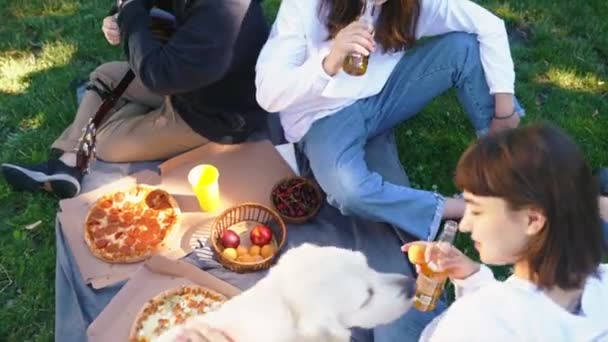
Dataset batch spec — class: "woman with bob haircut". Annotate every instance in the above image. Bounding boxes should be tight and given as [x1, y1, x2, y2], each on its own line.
[404, 123, 608, 341]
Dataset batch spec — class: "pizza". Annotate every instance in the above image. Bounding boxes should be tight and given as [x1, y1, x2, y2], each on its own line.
[129, 285, 227, 342]
[84, 184, 180, 263]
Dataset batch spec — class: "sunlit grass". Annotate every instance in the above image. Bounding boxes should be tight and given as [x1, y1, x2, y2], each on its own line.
[542, 67, 607, 93]
[0, 0, 607, 340]
[6, 0, 79, 19]
[0, 40, 77, 93]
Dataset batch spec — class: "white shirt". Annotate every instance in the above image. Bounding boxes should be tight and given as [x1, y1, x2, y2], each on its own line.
[255, 0, 515, 143]
[423, 264, 608, 341]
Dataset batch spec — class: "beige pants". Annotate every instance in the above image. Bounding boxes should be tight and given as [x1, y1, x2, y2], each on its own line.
[52, 62, 208, 162]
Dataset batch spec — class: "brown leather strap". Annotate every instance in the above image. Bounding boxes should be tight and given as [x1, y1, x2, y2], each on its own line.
[75, 69, 135, 171]
[91, 69, 135, 127]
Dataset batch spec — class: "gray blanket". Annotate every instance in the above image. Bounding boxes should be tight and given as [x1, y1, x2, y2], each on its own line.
[54, 126, 447, 342]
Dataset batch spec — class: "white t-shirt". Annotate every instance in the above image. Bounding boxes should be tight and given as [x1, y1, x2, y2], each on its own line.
[422, 264, 608, 341]
[255, 0, 515, 142]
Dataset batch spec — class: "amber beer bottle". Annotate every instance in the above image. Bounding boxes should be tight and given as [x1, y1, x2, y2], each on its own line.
[342, 3, 375, 76]
[413, 220, 459, 311]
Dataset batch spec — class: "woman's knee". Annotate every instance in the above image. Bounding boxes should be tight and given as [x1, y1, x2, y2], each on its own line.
[440, 32, 479, 52]
[438, 32, 480, 68]
[89, 61, 129, 85]
[324, 169, 375, 214]
[94, 134, 137, 163]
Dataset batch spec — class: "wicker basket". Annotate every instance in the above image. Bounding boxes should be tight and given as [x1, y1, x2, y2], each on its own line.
[270, 176, 323, 224]
[211, 203, 287, 273]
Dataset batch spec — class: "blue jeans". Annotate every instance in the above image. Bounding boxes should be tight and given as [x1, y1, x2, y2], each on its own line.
[300, 32, 524, 241]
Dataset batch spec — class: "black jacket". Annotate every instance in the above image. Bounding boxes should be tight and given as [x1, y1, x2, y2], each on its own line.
[116, 0, 269, 143]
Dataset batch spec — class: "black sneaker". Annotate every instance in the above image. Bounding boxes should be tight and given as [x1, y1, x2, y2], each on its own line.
[1, 159, 83, 198]
[599, 168, 608, 196]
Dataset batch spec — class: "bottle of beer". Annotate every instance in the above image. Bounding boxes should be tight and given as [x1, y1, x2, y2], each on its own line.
[412, 220, 459, 311]
[342, 2, 375, 76]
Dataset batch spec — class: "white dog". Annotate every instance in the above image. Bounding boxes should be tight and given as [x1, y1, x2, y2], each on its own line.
[156, 243, 414, 342]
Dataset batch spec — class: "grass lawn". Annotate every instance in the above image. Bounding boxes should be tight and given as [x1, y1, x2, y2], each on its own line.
[0, 0, 606, 340]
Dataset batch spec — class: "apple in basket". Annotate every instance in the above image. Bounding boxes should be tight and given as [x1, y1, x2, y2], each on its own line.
[220, 230, 241, 249]
[250, 225, 273, 246]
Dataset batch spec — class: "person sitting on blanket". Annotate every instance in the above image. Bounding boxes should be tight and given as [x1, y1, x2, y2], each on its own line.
[402, 123, 608, 341]
[1, 0, 269, 199]
[254, 0, 524, 242]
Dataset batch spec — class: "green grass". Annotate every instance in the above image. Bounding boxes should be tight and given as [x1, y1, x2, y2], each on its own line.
[0, 0, 606, 340]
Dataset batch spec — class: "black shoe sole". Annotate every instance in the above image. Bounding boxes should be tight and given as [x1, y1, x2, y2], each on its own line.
[1, 163, 81, 199]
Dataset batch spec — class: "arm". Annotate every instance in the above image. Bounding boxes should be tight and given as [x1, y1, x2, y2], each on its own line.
[254, 0, 333, 113]
[429, 297, 517, 341]
[417, 0, 515, 95]
[117, 0, 247, 94]
[451, 264, 496, 298]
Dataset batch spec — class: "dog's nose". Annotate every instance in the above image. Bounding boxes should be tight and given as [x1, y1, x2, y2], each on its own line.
[397, 276, 416, 298]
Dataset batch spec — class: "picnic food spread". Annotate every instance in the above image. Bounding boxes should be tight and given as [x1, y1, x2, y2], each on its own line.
[129, 285, 226, 342]
[84, 185, 180, 263]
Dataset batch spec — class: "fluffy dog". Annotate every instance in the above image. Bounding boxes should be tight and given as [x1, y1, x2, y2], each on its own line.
[156, 243, 415, 342]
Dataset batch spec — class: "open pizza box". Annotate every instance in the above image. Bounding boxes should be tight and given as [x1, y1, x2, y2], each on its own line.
[86, 255, 242, 342]
[158, 140, 295, 211]
[58, 140, 295, 289]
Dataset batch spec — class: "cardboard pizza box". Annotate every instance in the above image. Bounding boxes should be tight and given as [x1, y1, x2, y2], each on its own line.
[58, 170, 204, 288]
[86, 255, 241, 342]
[159, 140, 295, 213]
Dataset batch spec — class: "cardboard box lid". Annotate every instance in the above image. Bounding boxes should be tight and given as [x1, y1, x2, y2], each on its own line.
[87, 255, 241, 342]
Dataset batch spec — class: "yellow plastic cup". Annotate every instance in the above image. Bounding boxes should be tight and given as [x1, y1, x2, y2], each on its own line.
[188, 164, 220, 212]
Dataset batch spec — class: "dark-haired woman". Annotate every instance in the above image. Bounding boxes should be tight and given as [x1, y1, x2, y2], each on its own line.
[256, 0, 524, 245]
[404, 124, 608, 340]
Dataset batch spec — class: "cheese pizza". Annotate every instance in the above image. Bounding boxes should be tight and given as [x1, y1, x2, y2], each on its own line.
[129, 285, 227, 342]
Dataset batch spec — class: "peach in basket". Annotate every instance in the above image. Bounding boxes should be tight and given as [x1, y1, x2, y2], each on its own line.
[211, 203, 287, 273]
[270, 177, 323, 224]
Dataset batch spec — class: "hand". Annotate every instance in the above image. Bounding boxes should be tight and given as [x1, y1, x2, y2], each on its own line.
[322, 20, 375, 76]
[102, 15, 121, 45]
[489, 93, 520, 134]
[155, 317, 231, 342]
[401, 241, 480, 280]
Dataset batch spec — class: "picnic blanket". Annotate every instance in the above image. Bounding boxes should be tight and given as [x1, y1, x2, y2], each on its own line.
[54, 122, 445, 342]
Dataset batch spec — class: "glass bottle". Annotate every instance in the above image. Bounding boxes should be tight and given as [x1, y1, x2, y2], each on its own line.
[342, 2, 375, 76]
[412, 220, 459, 311]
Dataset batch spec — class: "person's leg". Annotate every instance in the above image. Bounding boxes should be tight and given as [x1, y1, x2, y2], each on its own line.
[53, 61, 163, 163]
[93, 98, 209, 163]
[1, 61, 164, 198]
[303, 33, 515, 240]
[301, 101, 443, 240]
[363, 32, 523, 138]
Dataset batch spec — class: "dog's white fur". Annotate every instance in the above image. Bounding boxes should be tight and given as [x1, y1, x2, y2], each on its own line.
[155, 243, 414, 342]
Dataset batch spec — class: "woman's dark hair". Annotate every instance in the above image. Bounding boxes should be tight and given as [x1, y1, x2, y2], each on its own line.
[319, 0, 420, 52]
[455, 123, 604, 290]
